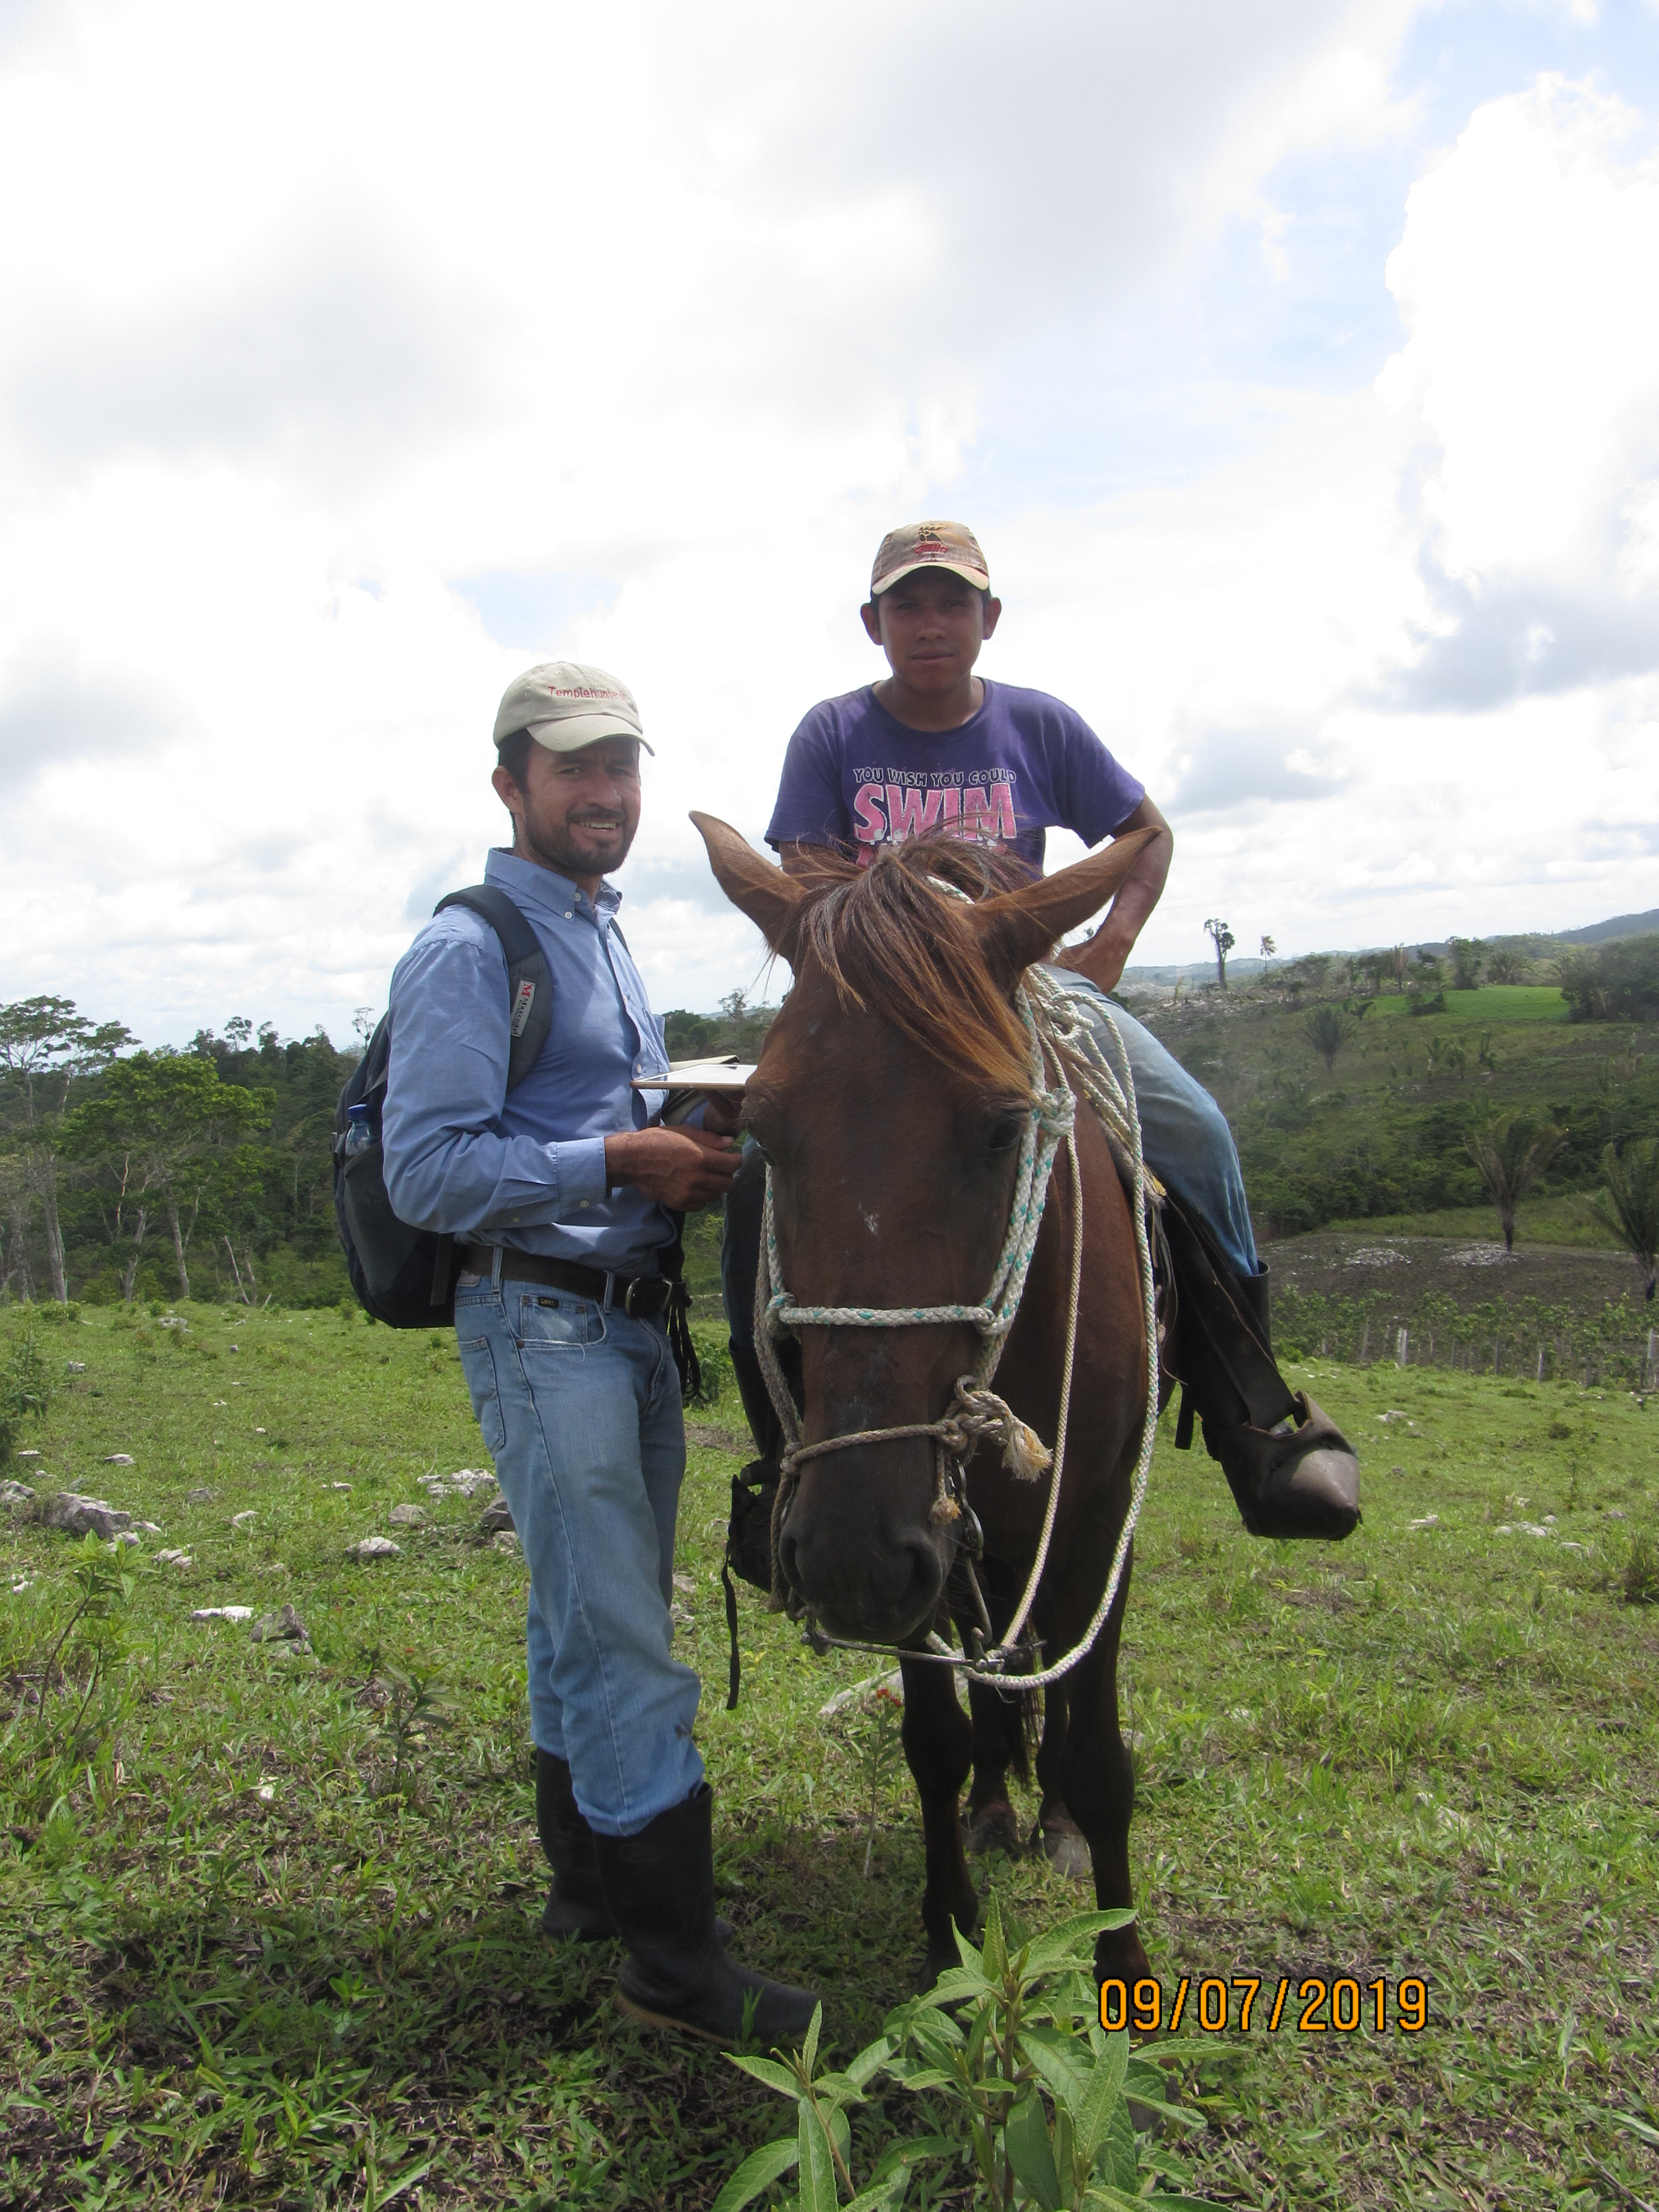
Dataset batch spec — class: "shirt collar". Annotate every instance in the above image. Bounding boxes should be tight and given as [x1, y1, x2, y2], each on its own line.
[483, 847, 623, 919]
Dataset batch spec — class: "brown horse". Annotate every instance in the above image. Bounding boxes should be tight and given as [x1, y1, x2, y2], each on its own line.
[695, 812, 1160, 1991]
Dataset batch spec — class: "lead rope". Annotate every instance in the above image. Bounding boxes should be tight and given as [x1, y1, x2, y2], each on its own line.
[751, 971, 1162, 1691]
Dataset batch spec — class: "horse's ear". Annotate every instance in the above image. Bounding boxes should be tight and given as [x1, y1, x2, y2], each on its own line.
[973, 828, 1159, 982]
[690, 812, 808, 959]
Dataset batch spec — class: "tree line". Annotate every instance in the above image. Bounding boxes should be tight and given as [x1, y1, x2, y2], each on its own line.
[0, 993, 775, 1310]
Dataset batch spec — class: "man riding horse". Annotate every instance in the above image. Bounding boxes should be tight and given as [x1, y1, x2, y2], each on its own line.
[723, 520, 1361, 1551]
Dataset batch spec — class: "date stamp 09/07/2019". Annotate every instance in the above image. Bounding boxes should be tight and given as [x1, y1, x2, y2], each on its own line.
[1099, 1975, 1429, 2037]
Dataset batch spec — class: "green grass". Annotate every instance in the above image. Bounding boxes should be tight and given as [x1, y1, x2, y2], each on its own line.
[3, 1303, 1658, 2208]
[1358, 985, 1573, 1026]
[1320, 1196, 1623, 1247]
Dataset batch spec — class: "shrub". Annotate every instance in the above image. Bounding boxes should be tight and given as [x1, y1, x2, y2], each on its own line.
[1559, 936, 1659, 1022]
[0, 1328, 51, 1464]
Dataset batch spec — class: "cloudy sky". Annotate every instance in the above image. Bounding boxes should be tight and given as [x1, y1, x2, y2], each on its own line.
[3, 0, 1657, 1045]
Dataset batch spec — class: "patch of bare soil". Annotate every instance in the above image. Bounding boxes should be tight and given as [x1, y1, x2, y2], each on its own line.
[1261, 1231, 1647, 1318]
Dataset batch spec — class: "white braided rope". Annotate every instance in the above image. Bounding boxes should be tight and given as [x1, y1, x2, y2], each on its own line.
[756, 969, 1162, 1691]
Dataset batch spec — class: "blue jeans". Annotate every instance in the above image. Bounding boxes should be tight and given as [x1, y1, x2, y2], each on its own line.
[453, 1266, 703, 1837]
[1055, 975, 1259, 1278]
[721, 972, 1258, 1360]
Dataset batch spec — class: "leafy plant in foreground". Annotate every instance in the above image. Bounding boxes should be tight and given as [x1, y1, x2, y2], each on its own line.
[713, 1900, 1225, 2211]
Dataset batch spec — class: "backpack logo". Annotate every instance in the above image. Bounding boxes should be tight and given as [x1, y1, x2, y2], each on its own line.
[510, 979, 537, 1037]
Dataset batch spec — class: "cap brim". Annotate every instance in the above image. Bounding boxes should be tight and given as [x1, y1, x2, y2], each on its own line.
[872, 557, 991, 596]
[520, 714, 654, 755]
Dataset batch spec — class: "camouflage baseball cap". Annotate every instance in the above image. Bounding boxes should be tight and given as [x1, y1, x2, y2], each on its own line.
[870, 520, 991, 597]
[492, 660, 654, 754]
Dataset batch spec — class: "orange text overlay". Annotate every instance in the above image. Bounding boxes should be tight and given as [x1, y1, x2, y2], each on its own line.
[1099, 1975, 1428, 2036]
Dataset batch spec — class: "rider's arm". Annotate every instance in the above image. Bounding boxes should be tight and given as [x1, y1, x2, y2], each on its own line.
[1059, 795, 1173, 993]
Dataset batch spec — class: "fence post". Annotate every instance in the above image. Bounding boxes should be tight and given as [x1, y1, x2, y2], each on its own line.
[1395, 1327, 1408, 1368]
[1359, 1320, 1370, 1364]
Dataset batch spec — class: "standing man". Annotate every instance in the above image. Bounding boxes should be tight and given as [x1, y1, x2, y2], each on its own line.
[723, 526, 1360, 1547]
[382, 661, 816, 2044]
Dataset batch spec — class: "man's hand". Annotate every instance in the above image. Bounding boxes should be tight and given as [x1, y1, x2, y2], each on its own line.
[604, 1125, 740, 1211]
[1055, 796, 1173, 995]
[700, 1092, 745, 1138]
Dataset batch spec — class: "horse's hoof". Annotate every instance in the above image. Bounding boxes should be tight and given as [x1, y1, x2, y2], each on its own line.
[964, 1802, 1022, 1858]
[1040, 1820, 1092, 1884]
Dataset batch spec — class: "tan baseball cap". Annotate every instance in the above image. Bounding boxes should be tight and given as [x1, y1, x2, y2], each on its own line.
[492, 660, 654, 754]
[870, 520, 991, 597]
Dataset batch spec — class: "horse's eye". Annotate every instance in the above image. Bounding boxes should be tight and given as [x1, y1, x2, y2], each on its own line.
[988, 1113, 1025, 1155]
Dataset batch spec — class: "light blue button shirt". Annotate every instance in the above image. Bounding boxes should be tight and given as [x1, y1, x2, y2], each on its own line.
[382, 848, 674, 1274]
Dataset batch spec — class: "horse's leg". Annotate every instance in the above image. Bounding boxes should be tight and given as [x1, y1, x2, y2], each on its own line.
[1050, 1559, 1153, 1989]
[963, 1678, 1025, 1859]
[898, 1653, 978, 1988]
[1032, 1682, 1092, 1884]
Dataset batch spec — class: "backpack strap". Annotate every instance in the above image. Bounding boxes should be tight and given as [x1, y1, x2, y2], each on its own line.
[434, 885, 554, 1093]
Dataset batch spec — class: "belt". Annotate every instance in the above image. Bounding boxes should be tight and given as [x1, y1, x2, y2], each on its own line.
[458, 1243, 677, 1319]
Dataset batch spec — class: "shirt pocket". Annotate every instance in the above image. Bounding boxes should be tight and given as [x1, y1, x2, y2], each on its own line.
[514, 1292, 603, 1353]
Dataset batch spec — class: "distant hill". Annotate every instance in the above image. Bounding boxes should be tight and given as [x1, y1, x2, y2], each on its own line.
[1120, 907, 1659, 990]
[1550, 908, 1659, 946]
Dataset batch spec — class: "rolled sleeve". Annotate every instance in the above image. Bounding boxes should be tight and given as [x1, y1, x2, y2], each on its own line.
[382, 925, 604, 1236]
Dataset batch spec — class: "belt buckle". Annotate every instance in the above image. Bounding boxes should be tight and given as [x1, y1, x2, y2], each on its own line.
[622, 1277, 645, 1319]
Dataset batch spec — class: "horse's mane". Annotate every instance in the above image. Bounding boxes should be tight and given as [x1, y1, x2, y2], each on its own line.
[787, 836, 1041, 1102]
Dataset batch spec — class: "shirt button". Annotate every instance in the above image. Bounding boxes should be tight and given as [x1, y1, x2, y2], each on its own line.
[577, 1199, 591, 1209]
[564, 911, 573, 920]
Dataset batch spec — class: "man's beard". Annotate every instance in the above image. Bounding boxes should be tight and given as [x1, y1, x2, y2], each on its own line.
[521, 807, 635, 878]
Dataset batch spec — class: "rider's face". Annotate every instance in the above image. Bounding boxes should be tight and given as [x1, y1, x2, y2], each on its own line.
[492, 738, 642, 885]
[860, 568, 1002, 695]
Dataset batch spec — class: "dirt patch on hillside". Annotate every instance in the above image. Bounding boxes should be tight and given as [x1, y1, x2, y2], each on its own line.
[1261, 1231, 1648, 1317]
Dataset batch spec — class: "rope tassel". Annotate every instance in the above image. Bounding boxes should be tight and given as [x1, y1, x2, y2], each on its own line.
[950, 1380, 1052, 1483]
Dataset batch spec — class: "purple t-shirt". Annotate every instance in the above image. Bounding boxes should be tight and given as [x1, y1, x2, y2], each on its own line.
[765, 681, 1144, 877]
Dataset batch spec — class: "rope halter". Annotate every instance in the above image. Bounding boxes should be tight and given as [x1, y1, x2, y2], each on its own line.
[751, 968, 1162, 1691]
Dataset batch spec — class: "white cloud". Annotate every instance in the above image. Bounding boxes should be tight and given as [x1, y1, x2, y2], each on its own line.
[0, 2, 1655, 1046]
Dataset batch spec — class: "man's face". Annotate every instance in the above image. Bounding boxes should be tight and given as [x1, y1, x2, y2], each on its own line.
[492, 737, 642, 881]
[860, 567, 1002, 691]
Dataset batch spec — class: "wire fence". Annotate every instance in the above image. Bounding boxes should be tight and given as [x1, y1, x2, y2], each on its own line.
[1274, 1286, 1658, 1392]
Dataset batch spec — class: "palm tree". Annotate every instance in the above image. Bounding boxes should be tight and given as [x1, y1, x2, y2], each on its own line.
[1465, 1112, 1565, 1251]
[1592, 1139, 1659, 1301]
[1304, 1004, 1356, 1074]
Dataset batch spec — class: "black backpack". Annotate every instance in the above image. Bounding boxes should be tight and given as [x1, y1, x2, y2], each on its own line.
[333, 886, 552, 1326]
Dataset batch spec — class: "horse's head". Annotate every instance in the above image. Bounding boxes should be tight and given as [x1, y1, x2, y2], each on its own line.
[692, 813, 1154, 1647]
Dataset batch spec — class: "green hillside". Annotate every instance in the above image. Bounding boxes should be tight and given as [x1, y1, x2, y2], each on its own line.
[1137, 976, 1658, 1244]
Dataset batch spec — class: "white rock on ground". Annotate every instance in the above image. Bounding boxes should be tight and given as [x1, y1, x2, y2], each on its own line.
[818, 1669, 904, 1719]
[478, 1494, 515, 1533]
[186, 1486, 217, 1503]
[102, 1454, 135, 1465]
[40, 1493, 132, 1539]
[352, 1536, 401, 1558]
[2, 1481, 36, 1508]
[231, 1511, 257, 1527]
[191, 1605, 254, 1622]
[66, 1361, 86, 1374]
[153, 1549, 193, 1566]
[388, 1503, 426, 1526]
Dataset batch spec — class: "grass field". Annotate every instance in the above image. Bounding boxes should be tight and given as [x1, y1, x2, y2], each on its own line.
[3, 1301, 1658, 2210]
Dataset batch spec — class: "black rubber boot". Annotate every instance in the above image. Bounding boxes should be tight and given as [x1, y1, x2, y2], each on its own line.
[538, 1751, 732, 1944]
[1165, 1207, 1361, 1541]
[594, 1783, 818, 2046]
[536, 1749, 617, 1940]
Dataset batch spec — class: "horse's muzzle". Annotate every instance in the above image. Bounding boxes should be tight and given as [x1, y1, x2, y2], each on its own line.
[778, 1497, 947, 1645]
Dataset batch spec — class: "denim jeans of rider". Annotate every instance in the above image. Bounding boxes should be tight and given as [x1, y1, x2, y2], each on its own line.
[721, 967, 1260, 1360]
[453, 1269, 703, 1837]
